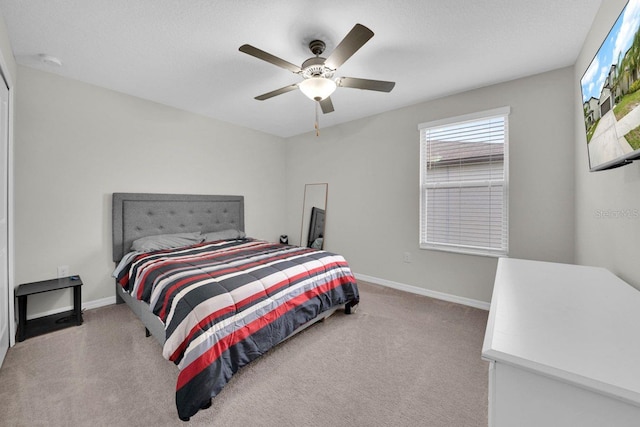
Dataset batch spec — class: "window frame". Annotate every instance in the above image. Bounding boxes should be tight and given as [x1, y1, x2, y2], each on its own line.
[418, 106, 510, 257]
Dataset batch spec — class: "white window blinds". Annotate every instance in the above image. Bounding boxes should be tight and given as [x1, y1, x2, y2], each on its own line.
[419, 107, 509, 257]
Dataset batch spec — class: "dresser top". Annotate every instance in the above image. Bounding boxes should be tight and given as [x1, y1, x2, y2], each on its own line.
[482, 258, 640, 405]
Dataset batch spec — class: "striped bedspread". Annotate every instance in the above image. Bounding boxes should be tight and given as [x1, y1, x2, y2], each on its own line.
[116, 238, 359, 420]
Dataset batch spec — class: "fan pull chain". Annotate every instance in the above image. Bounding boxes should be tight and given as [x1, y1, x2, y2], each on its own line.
[315, 102, 320, 136]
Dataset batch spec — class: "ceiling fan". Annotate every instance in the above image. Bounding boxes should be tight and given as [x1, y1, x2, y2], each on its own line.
[239, 23, 395, 115]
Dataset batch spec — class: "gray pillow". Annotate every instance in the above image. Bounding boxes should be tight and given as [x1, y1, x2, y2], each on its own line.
[202, 229, 246, 242]
[131, 232, 203, 252]
[311, 237, 323, 249]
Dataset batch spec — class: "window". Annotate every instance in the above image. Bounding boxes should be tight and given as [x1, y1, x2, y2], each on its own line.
[419, 107, 509, 257]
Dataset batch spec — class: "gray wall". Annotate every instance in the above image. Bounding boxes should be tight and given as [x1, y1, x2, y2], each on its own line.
[286, 67, 576, 303]
[14, 66, 286, 316]
[13, 3, 631, 315]
[575, 0, 640, 290]
[0, 12, 16, 343]
[0, 14, 15, 82]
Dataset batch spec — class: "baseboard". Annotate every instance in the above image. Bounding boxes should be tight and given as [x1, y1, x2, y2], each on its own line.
[354, 273, 490, 311]
[26, 296, 117, 321]
[26, 275, 490, 320]
[84, 296, 117, 311]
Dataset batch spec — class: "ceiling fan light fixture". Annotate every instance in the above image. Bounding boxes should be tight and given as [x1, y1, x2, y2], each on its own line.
[299, 77, 337, 101]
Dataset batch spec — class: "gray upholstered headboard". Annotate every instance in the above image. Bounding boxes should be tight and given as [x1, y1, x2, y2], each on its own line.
[112, 193, 244, 262]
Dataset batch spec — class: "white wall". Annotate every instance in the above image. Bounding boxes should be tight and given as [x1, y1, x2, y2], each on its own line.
[286, 67, 576, 303]
[10, 34, 599, 315]
[14, 66, 286, 316]
[7, 1, 637, 331]
[0, 12, 16, 346]
[0, 15, 15, 82]
[575, 0, 640, 290]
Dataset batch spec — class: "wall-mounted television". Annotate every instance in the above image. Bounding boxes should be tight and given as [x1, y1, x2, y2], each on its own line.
[581, 0, 640, 171]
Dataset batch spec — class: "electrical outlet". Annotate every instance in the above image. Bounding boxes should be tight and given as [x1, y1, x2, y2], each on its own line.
[403, 252, 412, 263]
[57, 265, 69, 278]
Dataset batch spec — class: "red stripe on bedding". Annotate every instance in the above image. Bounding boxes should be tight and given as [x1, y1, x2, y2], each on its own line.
[167, 303, 236, 363]
[175, 276, 349, 390]
[136, 258, 176, 300]
[157, 247, 323, 320]
[166, 261, 348, 362]
[131, 240, 269, 300]
[118, 274, 129, 287]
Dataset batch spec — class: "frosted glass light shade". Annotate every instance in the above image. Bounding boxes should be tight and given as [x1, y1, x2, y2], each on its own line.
[299, 77, 337, 101]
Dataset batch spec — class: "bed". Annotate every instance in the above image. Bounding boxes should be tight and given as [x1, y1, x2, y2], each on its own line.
[111, 193, 359, 421]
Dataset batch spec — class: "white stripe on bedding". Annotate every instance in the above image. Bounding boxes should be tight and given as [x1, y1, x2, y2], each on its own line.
[131, 240, 263, 299]
[160, 246, 311, 326]
[168, 268, 339, 366]
[161, 261, 314, 355]
[112, 251, 142, 278]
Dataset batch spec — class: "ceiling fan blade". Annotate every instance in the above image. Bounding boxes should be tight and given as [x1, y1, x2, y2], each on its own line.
[255, 84, 299, 101]
[319, 97, 334, 114]
[324, 24, 374, 70]
[337, 77, 395, 92]
[239, 44, 302, 74]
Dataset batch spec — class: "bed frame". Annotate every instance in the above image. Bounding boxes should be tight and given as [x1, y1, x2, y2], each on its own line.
[112, 192, 349, 346]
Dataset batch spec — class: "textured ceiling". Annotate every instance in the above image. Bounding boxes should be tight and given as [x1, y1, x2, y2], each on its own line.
[0, 0, 603, 137]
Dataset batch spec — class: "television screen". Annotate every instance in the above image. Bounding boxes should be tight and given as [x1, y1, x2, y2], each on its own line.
[581, 0, 640, 171]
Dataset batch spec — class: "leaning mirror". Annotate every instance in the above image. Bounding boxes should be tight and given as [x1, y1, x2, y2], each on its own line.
[300, 183, 328, 249]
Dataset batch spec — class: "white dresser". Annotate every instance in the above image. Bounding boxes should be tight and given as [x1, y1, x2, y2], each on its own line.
[482, 258, 640, 427]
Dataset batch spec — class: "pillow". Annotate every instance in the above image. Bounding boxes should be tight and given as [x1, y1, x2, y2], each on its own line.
[130, 232, 203, 252]
[310, 237, 323, 249]
[202, 229, 246, 242]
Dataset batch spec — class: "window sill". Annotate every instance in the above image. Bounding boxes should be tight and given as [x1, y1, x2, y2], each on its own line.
[420, 244, 507, 258]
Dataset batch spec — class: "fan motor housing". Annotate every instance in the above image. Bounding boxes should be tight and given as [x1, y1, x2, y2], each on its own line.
[301, 57, 334, 79]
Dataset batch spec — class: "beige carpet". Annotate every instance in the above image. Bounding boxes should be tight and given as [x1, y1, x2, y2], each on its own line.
[0, 281, 489, 426]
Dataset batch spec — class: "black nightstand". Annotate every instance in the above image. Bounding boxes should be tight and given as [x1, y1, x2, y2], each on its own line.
[15, 276, 83, 341]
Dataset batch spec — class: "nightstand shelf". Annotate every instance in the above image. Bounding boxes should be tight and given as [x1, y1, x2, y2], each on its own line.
[16, 276, 83, 341]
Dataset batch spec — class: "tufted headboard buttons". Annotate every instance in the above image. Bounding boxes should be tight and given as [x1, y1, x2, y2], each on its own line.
[112, 193, 244, 262]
